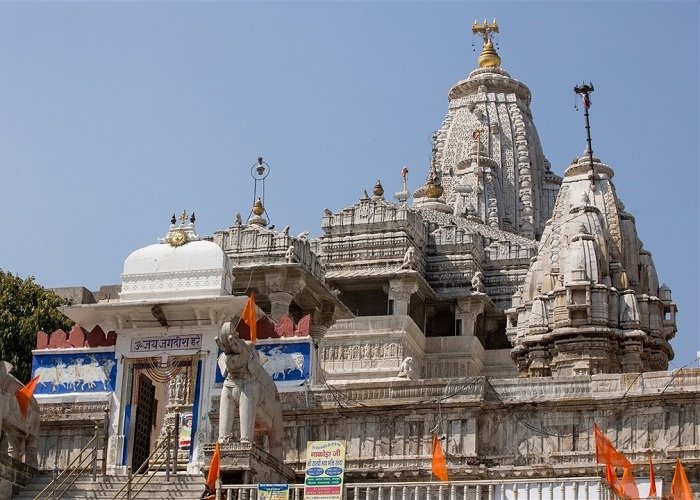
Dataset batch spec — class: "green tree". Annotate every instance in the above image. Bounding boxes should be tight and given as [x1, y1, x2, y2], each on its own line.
[0, 270, 73, 383]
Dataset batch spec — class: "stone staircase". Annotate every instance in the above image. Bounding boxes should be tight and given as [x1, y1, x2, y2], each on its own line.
[12, 472, 207, 499]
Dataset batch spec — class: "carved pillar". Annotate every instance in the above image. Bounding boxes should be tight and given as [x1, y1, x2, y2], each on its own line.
[387, 278, 418, 316]
[264, 272, 306, 322]
[268, 291, 294, 321]
[456, 297, 486, 336]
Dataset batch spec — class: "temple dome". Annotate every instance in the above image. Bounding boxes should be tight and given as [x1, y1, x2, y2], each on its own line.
[120, 217, 232, 302]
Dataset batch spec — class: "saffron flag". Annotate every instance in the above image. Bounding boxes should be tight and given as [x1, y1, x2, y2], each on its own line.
[670, 458, 693, 500]
[605, 463, 624, 498]
[648, 456, 657, 498]
[203, 441, 220, 497]
[594, 424, 632, 468]
[431, 433, 448, 482]
[620, 465, 639, 499]
[241, 293, 258, 344]
[15, 375, 40, 419]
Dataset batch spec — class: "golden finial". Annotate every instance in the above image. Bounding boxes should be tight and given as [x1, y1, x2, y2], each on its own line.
[252, 198, 265, 216]
[373, 180, 384, 198]
[472, 18, 501, 68]
[424, 166, 444, 199]
[179, 210, 188, 224]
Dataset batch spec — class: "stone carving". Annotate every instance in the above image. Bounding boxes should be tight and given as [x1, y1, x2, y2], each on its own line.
[216, 322, 283, 459]
[285, 245, 295, 263]
[400, 246, 416, 270]
[471, 271, 486, 294]
[0, 362, 39, 467]
[397, 357, 415, 380]
[168, 373, 185, 406]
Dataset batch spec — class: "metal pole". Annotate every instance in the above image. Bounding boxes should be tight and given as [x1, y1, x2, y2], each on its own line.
[127, 465, 132, 500]
[92, 425, 99, 481]
[173, 406, 180, 474]
[52, 461, 57, 500]
[165, 428, 171, 482]
[574, 82, 596, 186]
[102, 407, 109, 477]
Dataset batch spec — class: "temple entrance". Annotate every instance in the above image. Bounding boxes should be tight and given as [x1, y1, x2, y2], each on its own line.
[131, 374, 155, 472]
[124, 355, 201, 469]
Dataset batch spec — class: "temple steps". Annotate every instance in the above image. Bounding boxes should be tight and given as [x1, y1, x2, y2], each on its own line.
[13, 472, 206, 499]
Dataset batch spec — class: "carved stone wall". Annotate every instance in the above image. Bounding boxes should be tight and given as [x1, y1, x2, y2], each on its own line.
[36, 401, 109, 471]
[321, 316, 426, 381]
[278, 369, 700, 483]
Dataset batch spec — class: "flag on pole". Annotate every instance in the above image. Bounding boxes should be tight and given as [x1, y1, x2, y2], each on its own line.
[241, 293, 258, 344]
[15, 375, 40, 419]
[605, 463, 624, 498]
[670, 458, 693, 500]
[582, 94, 591, 109]
[202, 442, 220, 499]
[647, 456, 657, 498]
[620, 465, 639, 499]
[431, 433, 448, 482]
[594, 424, 632, 468]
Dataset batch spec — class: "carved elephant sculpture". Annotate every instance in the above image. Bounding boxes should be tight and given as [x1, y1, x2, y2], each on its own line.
[216, 322, 284, 459]
[0, 362, 39, 468]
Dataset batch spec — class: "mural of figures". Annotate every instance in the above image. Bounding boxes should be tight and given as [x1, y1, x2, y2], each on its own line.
[32, 352, 117, 394]
[215, 341, 310, 388]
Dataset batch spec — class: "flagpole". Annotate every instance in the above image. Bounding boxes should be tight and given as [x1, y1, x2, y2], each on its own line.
[574, 82, 596, 188]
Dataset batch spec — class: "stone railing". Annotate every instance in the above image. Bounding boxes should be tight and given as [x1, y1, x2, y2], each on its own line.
[213, 226, 325, 282]
[220, 478, 614, 500]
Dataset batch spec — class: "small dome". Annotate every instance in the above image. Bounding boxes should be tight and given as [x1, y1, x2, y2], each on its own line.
[120, 227, 231, 302]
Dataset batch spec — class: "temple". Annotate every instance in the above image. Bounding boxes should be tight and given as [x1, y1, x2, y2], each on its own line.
[6, 21, 698, 498]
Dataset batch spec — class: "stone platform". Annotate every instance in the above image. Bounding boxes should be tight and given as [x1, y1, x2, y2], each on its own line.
[202, 442, 297, 485]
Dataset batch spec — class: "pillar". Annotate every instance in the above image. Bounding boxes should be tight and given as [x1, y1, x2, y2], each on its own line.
[387, 278, 418, 316]
[264, 272, 306, 322]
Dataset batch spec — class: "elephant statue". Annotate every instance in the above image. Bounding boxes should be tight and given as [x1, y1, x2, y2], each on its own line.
[216, 322, 284, 460]
[0, 362, 39, 468]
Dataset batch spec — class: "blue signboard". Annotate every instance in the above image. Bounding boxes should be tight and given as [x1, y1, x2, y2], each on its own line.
[32, 352, 117, 394]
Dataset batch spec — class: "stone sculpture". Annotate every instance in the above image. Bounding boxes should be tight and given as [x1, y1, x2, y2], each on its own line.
[285, 246, 295, 263]
[400, 246, 416, 270]
[471, 272, 486, 294]
[216, 322, 284, 459]
[397, 356, 415, 379]
[0, 362, 39, 467]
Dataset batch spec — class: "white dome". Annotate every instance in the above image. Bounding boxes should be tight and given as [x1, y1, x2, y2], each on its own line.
[120, 238, 232, 302]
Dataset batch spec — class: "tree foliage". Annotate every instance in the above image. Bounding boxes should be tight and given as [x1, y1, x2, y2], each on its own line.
[0, 270, 73, 383]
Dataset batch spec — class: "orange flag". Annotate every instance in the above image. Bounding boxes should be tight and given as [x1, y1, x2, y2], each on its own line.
[605, 463, 624, 498]
[431, 433, 448, 481]
[620, 465, 639, 499]
[594, 423, 632, 468]
[670, 458, 693, 500]
[15, 375, 40, 419]
[241, 293, 258, 344]
[647, 456, 657, 498]
[205, 442, 220, 493]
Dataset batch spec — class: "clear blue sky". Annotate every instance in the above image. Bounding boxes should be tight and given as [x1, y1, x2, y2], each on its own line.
[0, 2, 697, 367]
